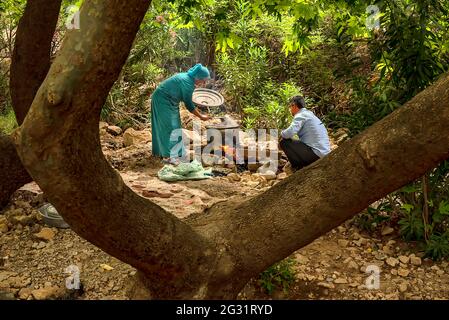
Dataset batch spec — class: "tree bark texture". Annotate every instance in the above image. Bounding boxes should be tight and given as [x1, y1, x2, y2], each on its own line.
[10, 0, 62, 125]
[0, 134, 32, 209]
[11, 0, 449, 299]
[1, 0, 62, 209]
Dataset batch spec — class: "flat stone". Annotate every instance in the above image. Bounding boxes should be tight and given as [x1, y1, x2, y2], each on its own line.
[123, 128, 151, 146]
[397, 268, 410, 277]
[317, 282, 335, 289]
[381, 226, 394, 236]
[36, 242, 47, 249]
[386, 257, 399, 267]
[338, 240, 349, 247]
[334, 278, 348, 284]
[0, 223, 8, 233]
[296, 254, 310, 265]
[0, 291, 15, 300]
[399, 282, 408, 292]
[11, 215, 35, 226]
[410, 256, 422, 266]
[106, 126, 122, 136]
[31, 286, 65, 300]
[277, 172, 287, 180]
[18, 288, 32, 300]
[399, 256, 410, 264]
[34, 228, 56, 241]
[347, 261, 359, 270]
[382, 245, 394, 255]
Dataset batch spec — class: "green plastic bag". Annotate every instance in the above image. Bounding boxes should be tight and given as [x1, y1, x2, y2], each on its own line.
[158, 160, 213, 182]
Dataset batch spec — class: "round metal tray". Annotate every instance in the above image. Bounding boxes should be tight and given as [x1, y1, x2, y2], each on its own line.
[38, 203, 70, 229]
[192, 88, 224, 108]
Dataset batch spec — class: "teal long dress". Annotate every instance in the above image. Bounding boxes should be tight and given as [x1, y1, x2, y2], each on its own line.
[150, 73, 196, 158]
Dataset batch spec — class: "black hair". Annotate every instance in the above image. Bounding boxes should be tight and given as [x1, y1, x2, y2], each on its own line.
[289, 95, 306, 109]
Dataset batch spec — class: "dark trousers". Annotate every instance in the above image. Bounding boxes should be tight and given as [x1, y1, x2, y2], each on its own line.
[280, 139, 320, 170]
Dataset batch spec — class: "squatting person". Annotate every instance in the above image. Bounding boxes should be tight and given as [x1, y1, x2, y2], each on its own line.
[280, 95, 331, 171]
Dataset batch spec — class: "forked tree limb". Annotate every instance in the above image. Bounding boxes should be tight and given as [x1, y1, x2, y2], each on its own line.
[12, 0, 449, 299]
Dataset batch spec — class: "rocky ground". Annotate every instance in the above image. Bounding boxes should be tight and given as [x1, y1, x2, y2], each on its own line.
[1, 121, 448, 300]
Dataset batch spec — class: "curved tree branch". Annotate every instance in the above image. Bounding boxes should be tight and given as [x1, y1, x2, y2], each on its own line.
[189, 73, 449, 295]
[0, 0, 62, 209]
[11, 0, 449, 300]
[10, 0, 62, 125]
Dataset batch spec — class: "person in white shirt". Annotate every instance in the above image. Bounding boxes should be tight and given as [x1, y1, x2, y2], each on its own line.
[280, 95, 331, 170]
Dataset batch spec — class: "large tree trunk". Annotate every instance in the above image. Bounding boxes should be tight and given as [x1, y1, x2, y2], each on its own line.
[0, 0, 62, 209]
[12, 0, 449, 299]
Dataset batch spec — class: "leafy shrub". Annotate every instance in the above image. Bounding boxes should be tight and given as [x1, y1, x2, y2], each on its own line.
[258, 258, 296, 295]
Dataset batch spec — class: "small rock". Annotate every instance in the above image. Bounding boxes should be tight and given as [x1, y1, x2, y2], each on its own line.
[437, 270, 444, 276]
[352, 232, 361, 240]
[374, 252, 387, 260]
[334, 278, 348, 284]
[381, 226, 394, 236]
[226, 173, 241, 182]
[34, 227, 56, 241]
[430, 265, 440, 271]
[123, 128, 151, 146]
[99, 122, 109, 130]
[296, 254, 309, 265]
[0, 291, 15, 300]
[391, 269, 398, 276]
[100, 264, 114, 271]
[347, 261, 359, 270]
[106, 126, 122, 136]
[11, 215, 35, 226]
[398, 256, 410, 264]
[410, 256, 422, 266]
[258, 170, 277, 181]
[317, 282, 335, 289]
[386, 257, 399, 267]
[382, 245, 394, 255]
[31, 286, 65, 300]
[18, 288, 32, 300]
[0, 223, 8, 233]
[36, 242, 47, 249]
[397, 268, 410, 277]
[398, 282, 408, 292]
[338, 240, 349, 247]
[306, 275, 316, 281]
[337, 226, 346, 233]
[277, 172, 287, 180]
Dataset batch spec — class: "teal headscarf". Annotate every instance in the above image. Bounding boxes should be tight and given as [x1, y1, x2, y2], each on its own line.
[187, 63, 210, 80]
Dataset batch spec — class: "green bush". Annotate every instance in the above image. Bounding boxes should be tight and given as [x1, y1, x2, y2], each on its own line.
[258, 258, 296, 295]
[0, 107, 18, 134]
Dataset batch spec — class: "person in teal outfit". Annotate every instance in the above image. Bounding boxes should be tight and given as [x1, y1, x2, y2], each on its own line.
[150, 63, 210, 163]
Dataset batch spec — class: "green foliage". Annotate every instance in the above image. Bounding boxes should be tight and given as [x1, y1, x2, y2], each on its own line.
[258, 258, 296, 295]
[0, 107, 17, 134]
[242, 81, 306, 129]
[398, 204, 425, 241]
[425, 233, 449, 261]
[216, 39, 269, 112]
[354, 203, 392, 232]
